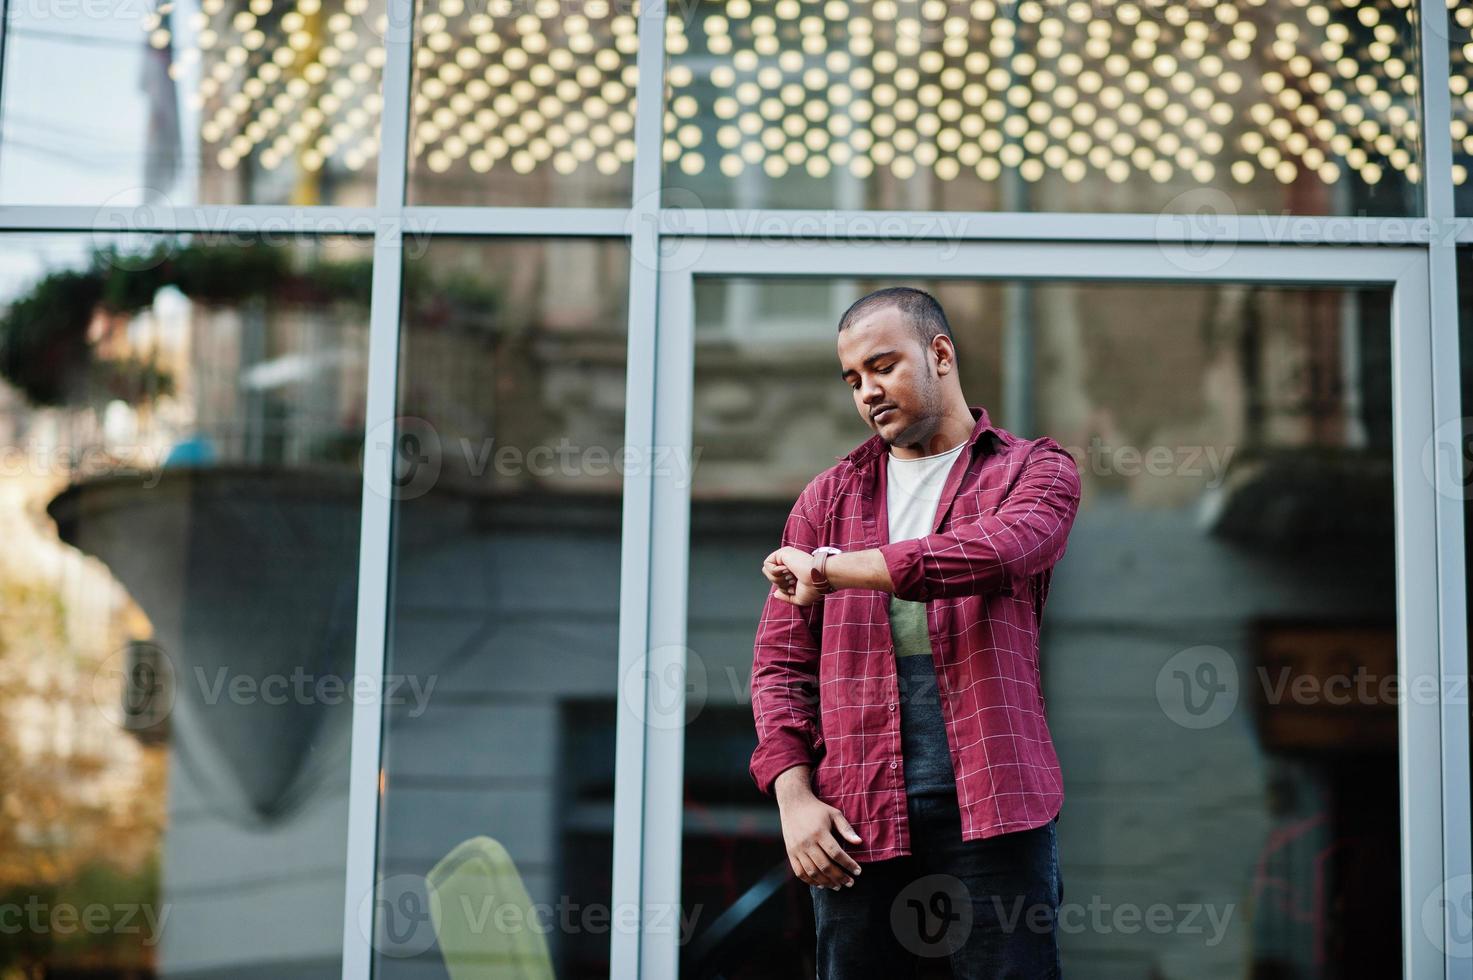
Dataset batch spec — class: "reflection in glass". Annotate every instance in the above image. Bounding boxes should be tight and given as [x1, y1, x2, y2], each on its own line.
[374, 238, 630, 978]
[664, 0, 1423, 214]
[0, 233, 371, 977]
[1450, 0, 1473, 212]
[1460, 247, 1473, 880]
[407, 0, 639, 206]
[682, 277, 1398, 978]
[0, 0, 386, 206]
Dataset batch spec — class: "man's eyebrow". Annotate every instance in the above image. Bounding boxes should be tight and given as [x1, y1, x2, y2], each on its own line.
[838, 348, 900, 381]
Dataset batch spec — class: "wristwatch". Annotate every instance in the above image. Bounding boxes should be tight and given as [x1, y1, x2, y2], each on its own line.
[810, 546, 843, 594]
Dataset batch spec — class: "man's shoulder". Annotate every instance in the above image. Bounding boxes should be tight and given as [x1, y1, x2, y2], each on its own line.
[990, 426, 1078, 470]
[985, 429, 1082, 508]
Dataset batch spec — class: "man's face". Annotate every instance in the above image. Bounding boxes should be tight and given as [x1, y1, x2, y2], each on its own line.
[837, 305, 943, 446]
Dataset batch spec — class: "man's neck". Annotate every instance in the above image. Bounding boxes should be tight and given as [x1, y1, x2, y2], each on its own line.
[888, 403, 975, 460]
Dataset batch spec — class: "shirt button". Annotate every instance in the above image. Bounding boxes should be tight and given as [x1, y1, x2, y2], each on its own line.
[889, 761, 898, 769]
[888, 703, 896, 711]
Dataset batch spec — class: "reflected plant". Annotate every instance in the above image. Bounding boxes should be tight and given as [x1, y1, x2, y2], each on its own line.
[0, 267, 107, 406]
[400, 261, 504, 335]
[0, 240, 503, 410]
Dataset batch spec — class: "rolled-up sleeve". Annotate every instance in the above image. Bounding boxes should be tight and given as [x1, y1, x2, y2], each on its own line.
[748, 483, 827, 797]
[877, 437, 1081, 602]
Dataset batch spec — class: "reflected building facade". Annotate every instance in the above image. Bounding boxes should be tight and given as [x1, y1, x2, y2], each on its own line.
[0, 1, 1468, 979]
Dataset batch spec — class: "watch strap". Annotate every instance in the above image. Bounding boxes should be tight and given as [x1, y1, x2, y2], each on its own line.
[810, 546, 842, 593]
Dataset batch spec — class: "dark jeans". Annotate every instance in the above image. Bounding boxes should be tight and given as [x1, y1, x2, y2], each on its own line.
[809, 793, 1062, 979]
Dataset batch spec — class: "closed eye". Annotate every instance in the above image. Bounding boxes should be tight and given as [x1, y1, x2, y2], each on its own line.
[849, 365, 894, 389]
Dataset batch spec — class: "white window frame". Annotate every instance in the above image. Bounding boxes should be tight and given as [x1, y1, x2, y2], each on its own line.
[0, 0, 1464, 974]
[647, 239, 1455, 980]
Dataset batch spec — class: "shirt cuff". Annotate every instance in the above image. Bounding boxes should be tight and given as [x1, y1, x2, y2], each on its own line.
[750, 726, 823, 797]
[878, 538, 927, 602]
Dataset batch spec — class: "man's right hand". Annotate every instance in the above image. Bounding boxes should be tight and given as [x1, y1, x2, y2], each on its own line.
[762, 548, 828, 607]
[774, 766, 864, 890]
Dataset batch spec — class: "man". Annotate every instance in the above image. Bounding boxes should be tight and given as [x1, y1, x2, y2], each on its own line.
[749, 286, 1081, 978]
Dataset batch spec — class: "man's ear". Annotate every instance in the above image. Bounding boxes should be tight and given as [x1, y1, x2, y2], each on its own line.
[933, 336, 955, 375]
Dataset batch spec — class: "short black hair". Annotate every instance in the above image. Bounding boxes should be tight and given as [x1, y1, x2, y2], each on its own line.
[837, 286, 954, 351]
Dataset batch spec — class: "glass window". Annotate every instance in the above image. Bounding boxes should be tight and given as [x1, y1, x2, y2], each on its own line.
[372, 238, 630, 978]
[0, 0, 386, 207]
[664, 0, 1423, 215]
[0, 232, 371, 978]
[681, 276, 1399, 977]
[1451, 0, 1473, 212]
[1460, 245, 1473, 884]
[406, 0, 639, 206]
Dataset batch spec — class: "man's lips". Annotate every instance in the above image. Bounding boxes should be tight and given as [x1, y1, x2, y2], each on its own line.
[873, 406, 897, 424]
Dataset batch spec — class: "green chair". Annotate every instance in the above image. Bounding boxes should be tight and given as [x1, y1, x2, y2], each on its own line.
[427, 836, 556, 980]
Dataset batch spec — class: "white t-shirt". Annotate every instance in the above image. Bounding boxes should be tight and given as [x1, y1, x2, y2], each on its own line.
[884, 439, 967, 797]
[886, 440, 967, 543]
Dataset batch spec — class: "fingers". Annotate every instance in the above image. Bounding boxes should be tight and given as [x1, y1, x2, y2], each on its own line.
[807, 840, 854, 889]
[792, 823, 862, 890]
[785, 810, 863, 889]
[769, 588, 819, 608]
[830, 810, 864, 847]
[763, 552, 797, 592]
[818, 834, 862, 880]
[794, 849, 826, 888]
[763, 549, 815, 606]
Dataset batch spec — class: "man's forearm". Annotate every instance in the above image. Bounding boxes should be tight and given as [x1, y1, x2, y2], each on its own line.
[821, 549, 895, 593]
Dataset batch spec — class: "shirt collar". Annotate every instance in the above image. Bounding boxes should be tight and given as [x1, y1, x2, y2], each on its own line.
[835, 404, 999, 468]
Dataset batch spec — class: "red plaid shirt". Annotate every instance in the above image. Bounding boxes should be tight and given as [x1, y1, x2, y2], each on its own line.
[749, 404, 1082, 862]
